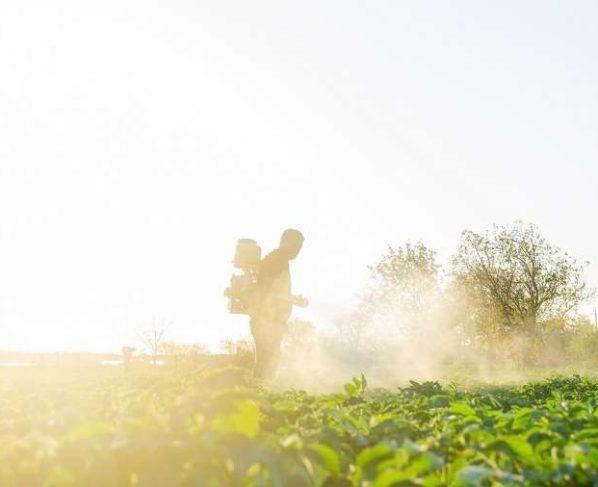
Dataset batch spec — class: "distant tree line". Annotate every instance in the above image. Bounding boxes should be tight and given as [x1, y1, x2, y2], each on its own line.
[342, 221, 596, 369]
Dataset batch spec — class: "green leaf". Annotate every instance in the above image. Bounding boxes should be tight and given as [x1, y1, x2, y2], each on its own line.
[359, 373, 368, 394]
[450, 402, 477, 417]
[573, 428, 598, 441]
[454, 466, 494, 486]
[423, 472, 443, 487]
[356, 443, 394, 469]
[511, 407, 534, 430]
[344, 382, 357, 397]
[492, 435, 535, 462]
[446, 458, 469, 483]
[406, 452, 444, 476]
[210, 399, 260, 438]
[309, 443, 341, 476]
[372, 469, 410, 487]
[343, 374, 367, 398]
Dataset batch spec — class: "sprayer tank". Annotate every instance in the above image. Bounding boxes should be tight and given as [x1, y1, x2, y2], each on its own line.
[233, 238, 261, 269]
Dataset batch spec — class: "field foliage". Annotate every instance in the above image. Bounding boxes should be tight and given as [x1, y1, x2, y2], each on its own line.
[2, 366, 598, 486]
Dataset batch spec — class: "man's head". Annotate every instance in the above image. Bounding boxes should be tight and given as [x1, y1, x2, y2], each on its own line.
[279, 228, 304, 260]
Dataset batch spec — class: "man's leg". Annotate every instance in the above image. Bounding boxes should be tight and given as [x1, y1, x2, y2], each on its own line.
[253, 338, 266, 379]
[263, 323, 284, 379]
[251, 318, 286, 379]
[251, 317, 269, 379]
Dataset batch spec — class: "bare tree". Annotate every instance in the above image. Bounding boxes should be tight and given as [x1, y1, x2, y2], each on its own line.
[138, 322, 169, 365]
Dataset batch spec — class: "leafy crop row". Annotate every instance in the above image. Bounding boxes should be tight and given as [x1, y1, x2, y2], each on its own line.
[2, 367, 598, 485]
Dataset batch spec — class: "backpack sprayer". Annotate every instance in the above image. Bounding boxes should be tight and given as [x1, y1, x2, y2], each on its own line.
[224, 238, 261, 315]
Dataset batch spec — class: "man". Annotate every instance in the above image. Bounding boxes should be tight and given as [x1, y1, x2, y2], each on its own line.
[250, 228, 307, 379]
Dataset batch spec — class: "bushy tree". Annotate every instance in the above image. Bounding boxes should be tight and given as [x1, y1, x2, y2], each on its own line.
[566, 317, 598, 367]
[369, 242, 441, 319]
[343, 242, 442, 351]
[452, 222, 593, 351]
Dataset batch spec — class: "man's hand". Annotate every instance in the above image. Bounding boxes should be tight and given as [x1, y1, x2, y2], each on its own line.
[292, 295, 309, 308]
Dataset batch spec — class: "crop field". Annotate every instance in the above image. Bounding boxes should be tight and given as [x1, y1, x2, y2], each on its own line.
[2, 367, 598, 486]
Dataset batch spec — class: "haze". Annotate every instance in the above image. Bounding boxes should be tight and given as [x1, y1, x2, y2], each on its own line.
[1, 1, 597, 352]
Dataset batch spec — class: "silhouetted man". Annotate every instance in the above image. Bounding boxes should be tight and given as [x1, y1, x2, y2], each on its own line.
[250, 229, 307, 379]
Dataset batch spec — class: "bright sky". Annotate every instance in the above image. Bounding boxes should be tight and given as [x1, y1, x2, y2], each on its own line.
[1, 1, 597, 352]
